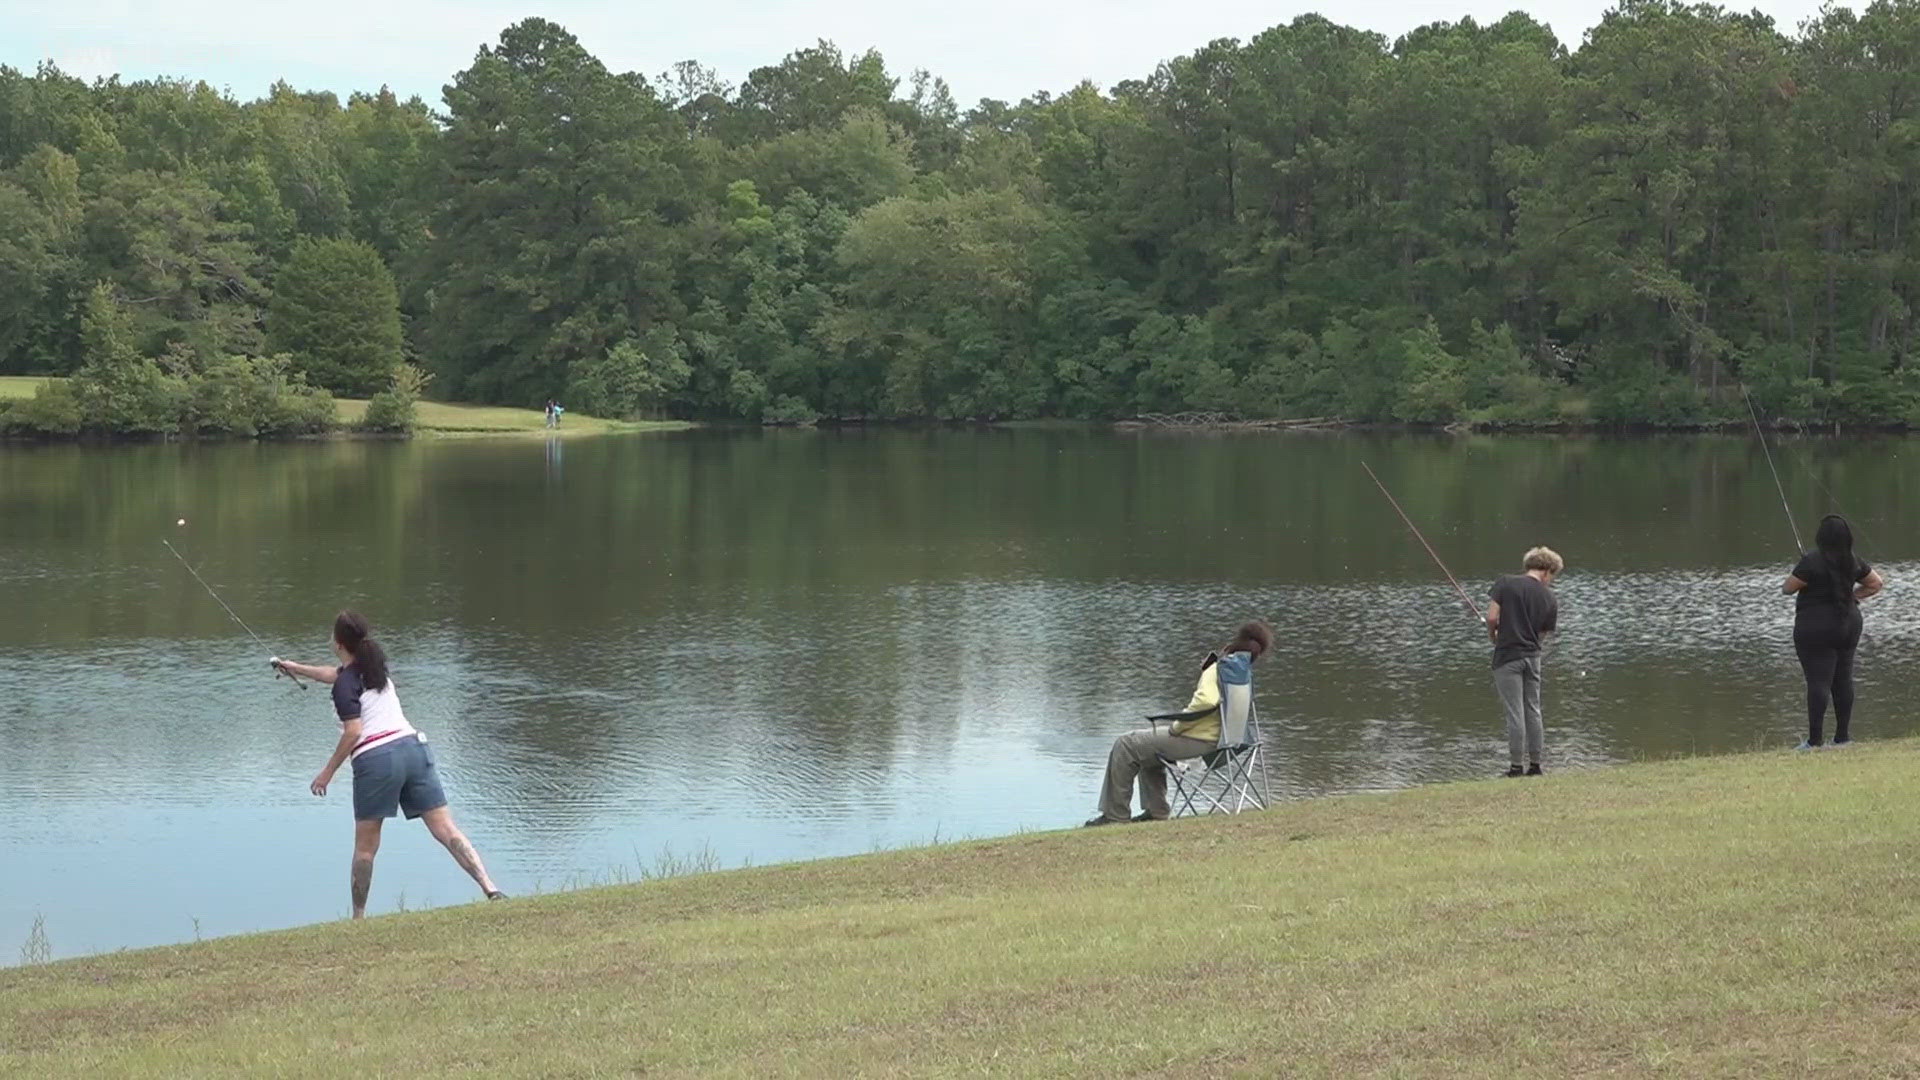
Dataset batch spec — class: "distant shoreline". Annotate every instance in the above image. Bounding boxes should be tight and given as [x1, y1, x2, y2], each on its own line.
[0, 376, 692, 443]
[2, 373, 1906, 442]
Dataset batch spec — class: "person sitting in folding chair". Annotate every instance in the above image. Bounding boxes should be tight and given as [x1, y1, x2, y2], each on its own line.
[1083, 620, 1273, 826]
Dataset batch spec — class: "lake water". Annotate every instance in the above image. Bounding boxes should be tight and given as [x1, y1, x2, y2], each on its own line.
[3, 428, 1916, 961]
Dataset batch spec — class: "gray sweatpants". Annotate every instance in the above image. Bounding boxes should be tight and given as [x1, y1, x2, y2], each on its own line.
[1100, 729, 1215, 822]
[1494, 655, 1544, 768]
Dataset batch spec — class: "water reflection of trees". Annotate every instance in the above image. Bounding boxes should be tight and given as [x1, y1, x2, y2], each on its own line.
[0, 440, 431, 648]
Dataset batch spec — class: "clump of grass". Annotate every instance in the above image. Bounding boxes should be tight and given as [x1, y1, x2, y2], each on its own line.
[549, 844, 727, 893]
[638, 843, 721, 881]
[17, 915, 49, 966]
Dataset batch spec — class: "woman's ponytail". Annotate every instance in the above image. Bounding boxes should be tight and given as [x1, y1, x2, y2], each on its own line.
[332, 610, 390, 691]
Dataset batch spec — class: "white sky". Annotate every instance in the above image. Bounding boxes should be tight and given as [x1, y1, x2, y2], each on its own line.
[4, 0, 1834, 109]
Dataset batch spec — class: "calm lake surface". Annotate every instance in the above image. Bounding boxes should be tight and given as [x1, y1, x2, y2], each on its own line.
[4, 428, 1917, 961]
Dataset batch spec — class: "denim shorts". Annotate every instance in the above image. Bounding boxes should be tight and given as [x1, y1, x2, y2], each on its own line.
[350, 736, 447, 821]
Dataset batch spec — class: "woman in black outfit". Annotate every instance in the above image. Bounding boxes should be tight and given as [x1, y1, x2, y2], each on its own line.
[1783, 515, 1884, 748]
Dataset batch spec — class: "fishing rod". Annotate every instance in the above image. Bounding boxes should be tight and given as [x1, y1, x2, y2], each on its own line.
[1741, 392, 1886, 649]
[1360, 461, 1484, 624]
[1741, 384, 1804, 552]
[162, 535, 306, 689]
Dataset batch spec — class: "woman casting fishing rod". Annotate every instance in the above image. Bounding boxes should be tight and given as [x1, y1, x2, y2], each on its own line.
[274, 612, 506, 916]
[1784, 515, 1883, 749]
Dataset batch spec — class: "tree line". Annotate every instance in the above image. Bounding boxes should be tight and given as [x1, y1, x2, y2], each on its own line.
[4, 0, 1920, 430]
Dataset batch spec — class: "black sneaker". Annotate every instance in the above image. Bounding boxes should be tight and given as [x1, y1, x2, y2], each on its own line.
[1083, 815, 1119, 828]
[1131, 812, 1164, 822]
[1504, 766, 1525, 778]
[486, 890, 508, 901]
[1525, 763, 1543, 776]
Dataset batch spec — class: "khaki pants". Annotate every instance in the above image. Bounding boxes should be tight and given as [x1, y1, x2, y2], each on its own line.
[1100, 729, 1216, 822]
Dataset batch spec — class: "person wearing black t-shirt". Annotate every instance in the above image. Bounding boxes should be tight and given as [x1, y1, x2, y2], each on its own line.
[1784, 515, 1884, 749]
[1487, 546, 1563, 777]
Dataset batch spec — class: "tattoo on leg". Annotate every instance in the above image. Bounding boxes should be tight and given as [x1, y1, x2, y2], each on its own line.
[446, 834, 488, 884]
[351, 855, 374, 912]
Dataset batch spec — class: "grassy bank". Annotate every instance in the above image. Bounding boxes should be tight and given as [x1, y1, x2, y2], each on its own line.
[0, 375, 47, 400]
[6, 744, 1920, 1076]
[1, 376, 687, 438]
[333, 397, 690, 438]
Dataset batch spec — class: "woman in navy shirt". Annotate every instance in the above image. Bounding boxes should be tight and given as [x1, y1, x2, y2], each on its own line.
[276, 611, 505, 917]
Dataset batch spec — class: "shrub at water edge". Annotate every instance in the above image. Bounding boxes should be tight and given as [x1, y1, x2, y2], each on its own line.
[359, 364, 430, 433]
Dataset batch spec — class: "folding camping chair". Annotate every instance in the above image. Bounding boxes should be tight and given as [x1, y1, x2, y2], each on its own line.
[1147, 654, 1271, 816]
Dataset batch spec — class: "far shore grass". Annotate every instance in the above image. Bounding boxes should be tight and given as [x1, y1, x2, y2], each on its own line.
[0, 375, 45, 400]
[6, 741, 1920, 1076]
[0, 376, 689, 438]
[332, 396, 689, 438]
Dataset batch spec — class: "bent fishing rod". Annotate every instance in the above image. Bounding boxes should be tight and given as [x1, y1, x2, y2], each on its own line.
[1742, 390, 1887, 651]
[1741, 384, 1804, 552]
[1360, 461, 1485, 625]
[162, 536, 306, 689]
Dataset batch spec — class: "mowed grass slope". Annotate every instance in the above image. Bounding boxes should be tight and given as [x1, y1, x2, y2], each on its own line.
[6, 744, 1920, 1077]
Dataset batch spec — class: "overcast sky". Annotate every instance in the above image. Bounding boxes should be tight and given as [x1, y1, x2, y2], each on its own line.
[7, 0, 1834, 109]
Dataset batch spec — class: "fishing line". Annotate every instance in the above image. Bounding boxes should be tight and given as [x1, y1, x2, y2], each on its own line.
[1745, 400, 1888, 651]
[1741, 384, 1804, 552]
[1360, 461, 1484, 624]
[1795, 456, 1885, 558]
[162, 537, 306, 689]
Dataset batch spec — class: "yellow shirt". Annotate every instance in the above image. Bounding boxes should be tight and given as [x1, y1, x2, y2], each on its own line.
[1169, 662, 1222, 744]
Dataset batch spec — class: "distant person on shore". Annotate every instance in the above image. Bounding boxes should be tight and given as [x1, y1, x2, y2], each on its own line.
[1084, 621, 1273, 826]
[1784, 515, 1882, 749]
[1488, 547, 1562, 777]
[544, 399, 557, 428]
[274, 612, 505, 917]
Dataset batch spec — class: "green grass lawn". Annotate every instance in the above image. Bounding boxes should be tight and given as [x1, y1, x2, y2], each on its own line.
[6, 742, 1919, 1077]
[0, 375, 51, 400]
[332, 397, 689, 438]
[1, 377, 686, 438]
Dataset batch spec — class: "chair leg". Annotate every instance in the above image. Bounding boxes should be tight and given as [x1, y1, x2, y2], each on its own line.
[1168, 751, 1269, 816]
[1231, 756, 1258, 811]
[1163, 758, 1201, 818]
[1198, 768, 1234, 815]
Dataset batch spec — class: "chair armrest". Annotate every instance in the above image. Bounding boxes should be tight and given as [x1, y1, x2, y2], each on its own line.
[1148, 709, 1217, 733]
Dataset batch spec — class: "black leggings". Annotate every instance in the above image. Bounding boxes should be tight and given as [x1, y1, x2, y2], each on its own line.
[1794, 610, 1863, 745]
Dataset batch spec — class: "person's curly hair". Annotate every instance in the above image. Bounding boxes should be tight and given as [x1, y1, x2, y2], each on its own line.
[1227, 620, 1274, 658]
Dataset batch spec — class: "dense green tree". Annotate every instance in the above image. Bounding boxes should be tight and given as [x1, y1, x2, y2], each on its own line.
[67, 281, 185, 431]
[417, 17, 687, 404]
[338, 88, 436, 272]
[85, 170, 266, 359]
[566, 331, 691, 418]
[11, 7, 1920, 427]
[830, 190, 1081, 417]
[265, 235, 403, 394]
[726, 42, 896, 142]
